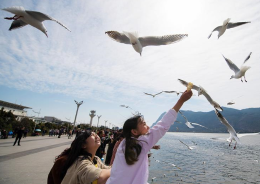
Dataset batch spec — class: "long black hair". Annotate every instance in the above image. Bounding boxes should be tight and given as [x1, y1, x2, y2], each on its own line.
[123, 115, 142, 165]
[61, 131, 92, 179]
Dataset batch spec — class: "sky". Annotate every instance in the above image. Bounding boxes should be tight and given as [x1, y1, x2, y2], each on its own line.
[0, 0, 260, 128]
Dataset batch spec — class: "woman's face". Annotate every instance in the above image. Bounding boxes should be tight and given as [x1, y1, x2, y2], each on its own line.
[84, 132, 101, 151]
[136, 116, 150, 135]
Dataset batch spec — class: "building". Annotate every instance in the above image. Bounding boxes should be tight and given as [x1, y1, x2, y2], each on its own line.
[0, 100, 32, 121]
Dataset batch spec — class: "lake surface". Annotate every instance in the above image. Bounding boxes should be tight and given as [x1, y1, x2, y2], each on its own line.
[148, 132, 260, 184]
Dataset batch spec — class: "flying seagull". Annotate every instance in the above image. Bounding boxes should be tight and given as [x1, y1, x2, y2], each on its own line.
[105, 31, 188, 56]
[214, 109, 240, 149]
[144, 91, 163, 98]
[222, 53, 252, 82]
[3, 6, 71, 37]
[178, 140, 195, 150]
[208, 18, 250, 39]
[163, 91, 183, 96]
[178, 79, 223, 111]
[178, 111, 194, 128]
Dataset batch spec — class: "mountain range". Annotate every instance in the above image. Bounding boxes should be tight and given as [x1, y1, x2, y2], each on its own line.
[151, 107, 260, 133]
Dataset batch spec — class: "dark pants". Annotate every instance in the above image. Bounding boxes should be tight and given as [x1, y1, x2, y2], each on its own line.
[13, 136, 22, 146]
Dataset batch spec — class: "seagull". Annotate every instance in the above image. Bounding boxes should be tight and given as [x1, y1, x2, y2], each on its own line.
[227, 101, 235, 105]
[178, 111, 194, 128]
[105, 31, 188, 56]
[214, 109, 240, 149]
[198, 86, 223, 111]
[163, 91, 183, 96]
[222, 53, 252, 82]
[179, 140, 195, 150]
[208, 18, 250, 39]
[3, 6, 71, 37]
[144, 91, 163, 98]
[151, 177, 156, 182]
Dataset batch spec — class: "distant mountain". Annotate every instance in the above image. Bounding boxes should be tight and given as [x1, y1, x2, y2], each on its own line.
[151, 107, 260, 133]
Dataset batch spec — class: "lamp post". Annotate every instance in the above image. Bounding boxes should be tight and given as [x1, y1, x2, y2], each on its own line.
[32, 109, 41, 132]
[104, 120, 108, 128]
[97, 115, 102, 128]
[73, 100, 83, 128]
[89, 110, 96, 127]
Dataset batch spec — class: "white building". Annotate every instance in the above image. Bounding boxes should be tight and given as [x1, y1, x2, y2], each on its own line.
[0, 100, 32, 121]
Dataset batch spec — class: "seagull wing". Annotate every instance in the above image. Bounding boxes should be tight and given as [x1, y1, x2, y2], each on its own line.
[144, 92, 153, 96]
[179, 140, 192, 150]
[9, 20, 28, 31]
[105, 31, 131, 44]
[139, 34, 188, 47]
[179, 111, 194, 128]
[2, 6, 25, 14]
[237, 132, 260, 138]
[214, 109, 240, 143]
[191, 123, 208, 129]
[25, 11, 71, 32]
[208, 26, 221, 39]
[227, 21, 251, 29]
[178, 79, 200, 91]
[154, 91, 163, 96]
[222, 55, 240, 74]
[243, 52, 252, 64]
[201, 90, 223, 111]
[163, 91, 177, 93]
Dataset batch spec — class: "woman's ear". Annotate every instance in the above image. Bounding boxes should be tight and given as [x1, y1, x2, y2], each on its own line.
[131, 129, 138, 136]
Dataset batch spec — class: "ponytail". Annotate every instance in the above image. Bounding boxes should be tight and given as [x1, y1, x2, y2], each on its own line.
[123, 115, 142, 165]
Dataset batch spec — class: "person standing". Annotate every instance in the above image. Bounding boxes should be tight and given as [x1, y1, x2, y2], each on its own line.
[13, 127, 25, 146]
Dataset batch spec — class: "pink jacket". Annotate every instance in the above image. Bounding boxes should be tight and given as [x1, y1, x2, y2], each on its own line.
[106, 109, 177, 184]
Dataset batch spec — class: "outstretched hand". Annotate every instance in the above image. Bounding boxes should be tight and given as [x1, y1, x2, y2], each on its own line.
[173, 90, 193, 112]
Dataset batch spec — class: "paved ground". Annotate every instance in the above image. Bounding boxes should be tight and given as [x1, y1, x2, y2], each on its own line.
[0, 135, 73, 184]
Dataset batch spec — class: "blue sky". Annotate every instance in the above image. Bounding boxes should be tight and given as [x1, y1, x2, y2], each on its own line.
[0, 0, 260, 127]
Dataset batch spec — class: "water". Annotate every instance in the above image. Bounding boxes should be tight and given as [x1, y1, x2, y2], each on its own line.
[148, 132, 260, 184]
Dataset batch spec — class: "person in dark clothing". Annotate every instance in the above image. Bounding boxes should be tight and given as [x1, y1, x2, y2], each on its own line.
[58, 128, 63, 138]
[13, 127, 25, 146]
[23, 128, 28, 138]
[105, 137, 116, 165]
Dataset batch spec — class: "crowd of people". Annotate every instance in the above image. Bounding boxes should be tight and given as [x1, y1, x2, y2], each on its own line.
[47, 90, 192, 184]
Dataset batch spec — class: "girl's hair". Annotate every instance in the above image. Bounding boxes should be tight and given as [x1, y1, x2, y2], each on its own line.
[61, 131, 92, 179]
[123, 115, 142, 165]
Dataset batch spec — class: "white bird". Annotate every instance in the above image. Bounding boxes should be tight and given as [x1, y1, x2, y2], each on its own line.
[3, 6, 71, 37]
[151, 177, 156, 182]
[222, 53, 252, 82]
[214, 109, 240, 149]
[227, 101, 235, 105]
[144, 91, 163, 98]
[198, 86, 223, 111]
[208, 18, 250, 39]
[178, 111, 194, 128]
[163, 90, 183, 96]
[179, 140, 195, 150]
[105, 31, 188, 56]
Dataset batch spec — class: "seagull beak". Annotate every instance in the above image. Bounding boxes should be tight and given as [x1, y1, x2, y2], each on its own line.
[45, 33, 48, 38]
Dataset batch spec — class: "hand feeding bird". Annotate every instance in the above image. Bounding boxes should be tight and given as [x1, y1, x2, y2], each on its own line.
[105, 31, 188, 56]
[208, 18, 250, 39]
[3, 6, 71, 37]
[222, 52, 252, 82]
[178, 79, 223, 111]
